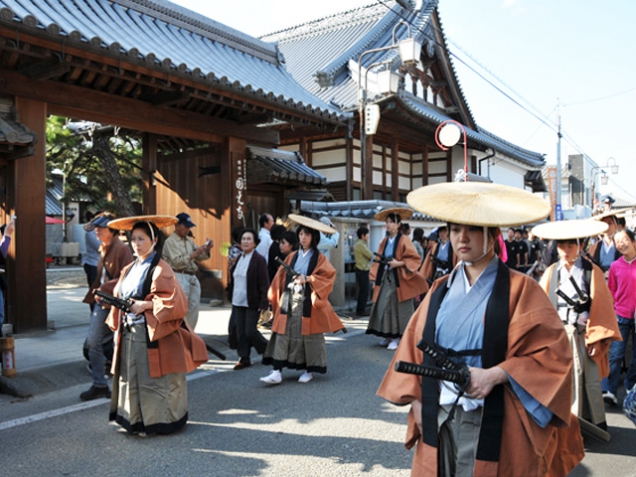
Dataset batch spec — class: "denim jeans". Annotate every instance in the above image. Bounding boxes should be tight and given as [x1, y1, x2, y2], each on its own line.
[87, 306, 113, 387]
[602, 316, 636, 395]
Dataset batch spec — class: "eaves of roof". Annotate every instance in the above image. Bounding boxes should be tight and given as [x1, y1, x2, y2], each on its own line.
[0, 0, 347, 123]
[396, 92, 545, 168]
[298, 199, 442, 223]
[247, 146, 329, 187]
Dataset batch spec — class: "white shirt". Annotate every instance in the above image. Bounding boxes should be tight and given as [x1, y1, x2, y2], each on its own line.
[255, 229, 273, 264]
[232, 251, 254, 307]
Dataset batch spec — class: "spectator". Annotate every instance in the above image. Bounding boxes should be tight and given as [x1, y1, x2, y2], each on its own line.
[0, 218, 14, 337]
[604, 228, 636, 405]
[162, 212, 213, 330]
[82, 211, 101, 312]
[227, 228, 270, 371]
[354, 226, 373, 318]
[227, 226, 244, 350]
[255, 213, 274, 263]
[317, 216, 339, 261]
[80, 213, 134, 401]
[267, 224, 287, 282]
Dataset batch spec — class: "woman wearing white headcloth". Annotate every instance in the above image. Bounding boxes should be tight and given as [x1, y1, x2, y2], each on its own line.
[377, 182, 584, 477]
[105, 215, 208, 436]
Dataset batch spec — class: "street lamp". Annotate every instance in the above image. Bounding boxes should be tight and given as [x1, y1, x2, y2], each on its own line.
[590, 166, 608, 211]
[435, 120, 468, 182]
[358, 20, 421, 199]
[606, 157, 619, 175]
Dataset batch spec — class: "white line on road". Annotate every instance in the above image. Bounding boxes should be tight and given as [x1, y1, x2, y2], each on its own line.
[0, 328, 367, 432]
[0, 369, 221, 432]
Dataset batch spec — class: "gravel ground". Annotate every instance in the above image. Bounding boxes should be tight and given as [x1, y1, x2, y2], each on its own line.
[46, 268, 88, 288]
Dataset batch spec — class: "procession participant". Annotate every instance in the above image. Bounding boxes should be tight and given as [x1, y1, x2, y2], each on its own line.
[162, 212, 213, 330]
[106, 215, 208, 436]
[377, 181, 584, 477]
[261, 214, 345, 385]
[534, 219, 621, 434]
[80, 213, 133, 401]
[604, 228, 636, 405]
[366, 208, 428, 351]
[421, 225, 456, 284]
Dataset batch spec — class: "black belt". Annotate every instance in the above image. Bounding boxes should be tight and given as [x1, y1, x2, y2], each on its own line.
[175, 270, 196, 276]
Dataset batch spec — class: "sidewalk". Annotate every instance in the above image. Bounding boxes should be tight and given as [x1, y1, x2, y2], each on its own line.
[0, 268, 236, 398]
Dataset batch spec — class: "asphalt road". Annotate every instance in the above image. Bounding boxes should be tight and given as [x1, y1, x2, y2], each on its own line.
[0, 325, 634, 476]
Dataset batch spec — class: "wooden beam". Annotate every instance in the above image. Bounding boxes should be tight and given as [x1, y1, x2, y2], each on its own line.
[9, 97, 47, 332]
[142, 133, 157, 214]
[18, 55, 70, 80]
[392, 137, 399, 201]
[0, 70, 279, 145]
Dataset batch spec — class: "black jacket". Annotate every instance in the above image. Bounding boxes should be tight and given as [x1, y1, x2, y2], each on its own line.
[227, 251, 270, 310]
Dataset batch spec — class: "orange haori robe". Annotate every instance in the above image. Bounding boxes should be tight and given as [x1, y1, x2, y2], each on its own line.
[420, 240, 458, 284]
[268, 251, 345, 336]
[106, 258, 208, 379]
[370, 233, 429, 302]
[540, 260, 621, 379]
[377, 267, 584, 477]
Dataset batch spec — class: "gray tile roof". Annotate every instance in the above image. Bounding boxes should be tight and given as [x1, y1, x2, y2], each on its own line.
[0, 0, 345, 122]
[247, 146, 328, 186]
[261, 0, 544, 168]
[298, 199, 441, 222]
[398, 92, 545, 167]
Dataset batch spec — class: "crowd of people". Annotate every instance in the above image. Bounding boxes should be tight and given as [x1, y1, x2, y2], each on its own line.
[61, 193, 635, 475]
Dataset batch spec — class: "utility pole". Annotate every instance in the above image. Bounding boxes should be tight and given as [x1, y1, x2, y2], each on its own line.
[555, 101, 563, 221]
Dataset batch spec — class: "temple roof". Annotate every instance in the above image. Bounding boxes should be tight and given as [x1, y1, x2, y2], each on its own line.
[261, 0, 545, 168]
[0, 0, 345, 123]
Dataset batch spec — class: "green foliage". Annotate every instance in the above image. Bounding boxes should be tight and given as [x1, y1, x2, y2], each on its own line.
[45, 115, 143, 209]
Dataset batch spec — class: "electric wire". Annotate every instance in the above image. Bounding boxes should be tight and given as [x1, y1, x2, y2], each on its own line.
[375, 0, 636, 201]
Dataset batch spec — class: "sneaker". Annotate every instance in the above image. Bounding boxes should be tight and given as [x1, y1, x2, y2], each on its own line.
[387, 339, 400, 351]
[379, 338, 391, 347]
[260, 370, 282, 384]
[79, 385, 111, 401]
[603, 391, 617, 406]
[298, 371, 313, 383]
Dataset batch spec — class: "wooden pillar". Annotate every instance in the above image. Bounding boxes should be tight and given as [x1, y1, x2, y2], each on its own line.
[9, 98, 47, 332]
[391, 137, 399, 201]
[422, 145, 429, 186]
[446, 148, 453, 182]
[363, 135, 373, 200]
[223, 136, 247, 229]
[142, 133, 157, 214]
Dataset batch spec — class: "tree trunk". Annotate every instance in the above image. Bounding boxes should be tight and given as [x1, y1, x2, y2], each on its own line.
[92, 131, 137, 218]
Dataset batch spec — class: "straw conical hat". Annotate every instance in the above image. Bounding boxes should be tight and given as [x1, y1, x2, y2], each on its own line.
[407, 182, 550, 227]
[592, 207, 634, 221]
[531, 219, 608, 240]
[288, 214, 335, 234]
[107, 215, 179, 231]
[374, 207, 413, 222]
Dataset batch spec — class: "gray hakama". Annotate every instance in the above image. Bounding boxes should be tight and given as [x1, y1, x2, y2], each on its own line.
[262, 290, 327, 373]
[110, 323, 188, 435]
[566, 323, 606, 426]
[366, 271, 414, 338]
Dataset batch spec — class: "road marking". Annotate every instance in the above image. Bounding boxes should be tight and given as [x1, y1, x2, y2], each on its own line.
[0, 369, 221, 431]
[0, 399, 108, 431]
[0, 330, 367, 431]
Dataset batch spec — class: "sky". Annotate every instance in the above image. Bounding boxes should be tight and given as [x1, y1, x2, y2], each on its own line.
[169, 0, 636, 203]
